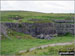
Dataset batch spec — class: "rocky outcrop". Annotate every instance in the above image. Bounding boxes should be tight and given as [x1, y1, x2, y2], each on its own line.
[0, 23, 11, 40]
[36, 34, 55, 39]
[2, 22, 56, 39]
[53, 19, 75, 35]
[1, 19, 74, 39]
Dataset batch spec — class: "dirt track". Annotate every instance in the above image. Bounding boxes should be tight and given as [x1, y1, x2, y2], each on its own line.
[18, 42, 74, 54]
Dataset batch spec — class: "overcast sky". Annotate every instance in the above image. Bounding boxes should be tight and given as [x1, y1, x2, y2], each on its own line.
[1, 1, 74, 13]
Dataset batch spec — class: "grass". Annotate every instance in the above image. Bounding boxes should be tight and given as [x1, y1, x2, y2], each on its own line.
[1, 11, 74, 23]
[1, 30, 74, 55]
[20, 44, 74, 56]
[0, 11, 75, 55]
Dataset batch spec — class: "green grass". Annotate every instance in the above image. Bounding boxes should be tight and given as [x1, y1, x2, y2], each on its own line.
[0, 11, 74, 55]
[1, 11, 74, 23]
[1, 30, 74, 55]
[20, 44, 74, 56]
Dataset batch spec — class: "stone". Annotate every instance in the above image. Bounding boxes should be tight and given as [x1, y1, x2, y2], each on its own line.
[2, 18, 74, 39]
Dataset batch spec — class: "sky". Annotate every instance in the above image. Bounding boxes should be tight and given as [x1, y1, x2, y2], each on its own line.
[1, 1, 74, 13]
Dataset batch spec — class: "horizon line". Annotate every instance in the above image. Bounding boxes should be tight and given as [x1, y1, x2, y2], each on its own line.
[1, 10, 74, 14]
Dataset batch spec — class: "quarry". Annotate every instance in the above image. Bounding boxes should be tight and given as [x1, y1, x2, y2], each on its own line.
[1, 18, 75, 39]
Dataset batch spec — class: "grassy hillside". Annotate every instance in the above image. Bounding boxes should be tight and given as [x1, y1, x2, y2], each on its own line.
[20, 44, 74, 56]
[1, 11, 74, 55]
[1, 11, 74, 16]
[1, 30, 74, 55]
[1, 11, 74, 22]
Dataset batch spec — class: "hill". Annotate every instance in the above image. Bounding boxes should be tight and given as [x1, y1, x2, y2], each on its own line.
[1, 11, 74, 22]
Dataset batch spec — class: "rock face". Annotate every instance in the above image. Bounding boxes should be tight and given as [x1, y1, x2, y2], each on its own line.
[0, 23, 11, 40]
[2, 22, 56, 39]
[1, 19, 74, 39]
[53, 19, 75, 35]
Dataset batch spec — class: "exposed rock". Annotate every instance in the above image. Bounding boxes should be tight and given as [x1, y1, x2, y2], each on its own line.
[44, 35, 52, 40]
[1, 18, 75, 39]
[36, 34, 53, 39]
[9, 15, 23, 20]
[37, 34, 44, 39]
[3, 22, 56, 39]
[0, 23, 11, 40]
